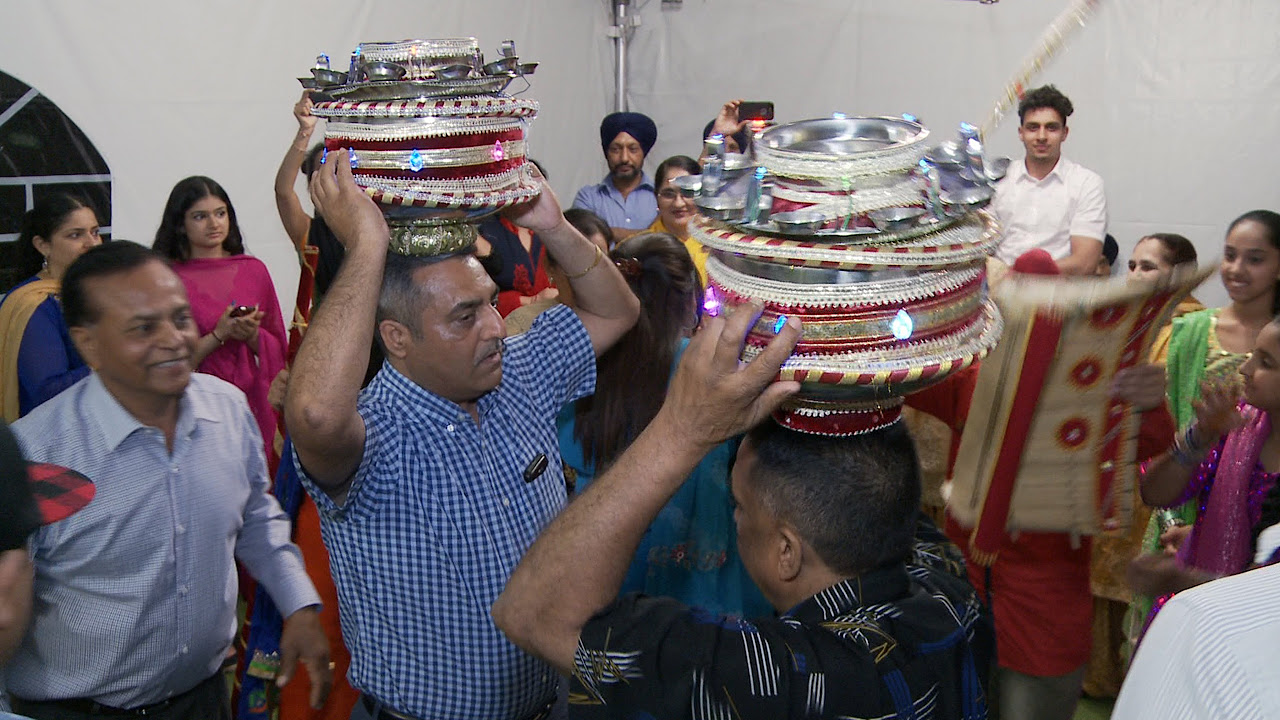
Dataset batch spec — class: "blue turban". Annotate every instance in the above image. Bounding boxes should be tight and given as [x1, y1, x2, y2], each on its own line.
[600, 112, 657, 156]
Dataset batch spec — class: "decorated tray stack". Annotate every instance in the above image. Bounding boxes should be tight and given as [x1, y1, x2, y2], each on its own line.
[690, 116, 1007, 436]
[300, 38, 540, 255]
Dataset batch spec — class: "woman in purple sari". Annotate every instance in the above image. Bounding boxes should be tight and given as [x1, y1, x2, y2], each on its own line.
[1131, 311, 1280, 627]
[153, 176, 287, 462]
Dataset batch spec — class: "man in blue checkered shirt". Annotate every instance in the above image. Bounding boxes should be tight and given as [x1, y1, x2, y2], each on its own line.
[286, 152, 640, 720]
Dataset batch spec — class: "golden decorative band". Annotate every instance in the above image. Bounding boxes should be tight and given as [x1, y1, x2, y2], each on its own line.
[387, 219, 478, 257]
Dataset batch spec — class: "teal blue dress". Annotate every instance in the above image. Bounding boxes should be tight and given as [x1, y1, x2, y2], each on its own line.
[556, 342, 773, 618]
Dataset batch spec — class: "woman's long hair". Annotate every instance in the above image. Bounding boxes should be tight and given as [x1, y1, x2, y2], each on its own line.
[574, 232, 702, 470]
[15, 193, 97, 280]
[153, 176, 245, 261]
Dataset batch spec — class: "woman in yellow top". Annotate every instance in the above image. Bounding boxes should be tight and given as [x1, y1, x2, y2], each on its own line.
[1084, 232, 1200, 696]
[644, 155, 707, 286]
[0, 194, 102, 421]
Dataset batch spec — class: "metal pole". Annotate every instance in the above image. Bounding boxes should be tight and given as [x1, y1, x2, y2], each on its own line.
[613, 0, 630, 112]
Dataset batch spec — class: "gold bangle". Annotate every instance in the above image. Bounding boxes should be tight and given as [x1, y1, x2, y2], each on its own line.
[565, 245, 603, 281]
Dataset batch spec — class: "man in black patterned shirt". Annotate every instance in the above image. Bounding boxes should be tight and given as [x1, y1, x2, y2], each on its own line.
[494, 306, 994, 719]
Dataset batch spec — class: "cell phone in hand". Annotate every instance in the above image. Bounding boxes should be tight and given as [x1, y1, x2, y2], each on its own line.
[739, 101, 775, 122]
[230, 305, 257, 318]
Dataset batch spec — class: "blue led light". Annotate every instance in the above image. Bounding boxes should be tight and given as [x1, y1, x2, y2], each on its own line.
[832, 112, 847, 120]
[349, 152, 359, 169]
[320, 147, 328, 164]
[902, 113, 918, 123]
[409, 149, 424, 172]
[891, 309, 914, 340]
[773, 315, 788, 334]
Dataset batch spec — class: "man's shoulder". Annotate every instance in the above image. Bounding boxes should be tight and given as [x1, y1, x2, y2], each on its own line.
[1057, 155, 1104, 186]
[572, 179, 608, 204]
[504, 305, 588, 373]
[11, 377, 92, 454]
[186, 373, 252, 410]
[1172, 563, 1280, 622]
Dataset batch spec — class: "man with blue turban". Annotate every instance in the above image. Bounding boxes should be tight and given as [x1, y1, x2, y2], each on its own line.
[572, 112, 659, 241]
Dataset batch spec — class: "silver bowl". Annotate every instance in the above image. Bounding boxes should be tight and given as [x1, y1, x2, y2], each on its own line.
[483, 56, 520, 75]
[518, 62, 539, 75]
[924, 140, 967, 169]
[671, 174, 702, 198]
[771, 210, 826, 235]
[940, 185, 994, 213]
[363, 61, 407, 81]
[429, 63, 473, 81]
[985, 157, 1012, 181]
[760, 116, 927, 158]
[868, 207, 926, 233]
[311, 68, 349, 86]
[695, 195, 746, 221]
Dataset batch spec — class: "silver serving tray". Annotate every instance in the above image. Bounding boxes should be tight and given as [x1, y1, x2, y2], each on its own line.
[760, 117, 928, 158]
[736, 220, 880, 242]
[715, 251, 912, 285]
[327, 77, 512, 101]
[940, 185, 994, 212]
[731, 210, 962, 246]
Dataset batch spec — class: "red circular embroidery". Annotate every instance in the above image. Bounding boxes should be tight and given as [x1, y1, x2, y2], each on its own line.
[1069, 357, 1104, 388]
[1090, 305, 1127, 329]
[1057, 418, 1091, 449]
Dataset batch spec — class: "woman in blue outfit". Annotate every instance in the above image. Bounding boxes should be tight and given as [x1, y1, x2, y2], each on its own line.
[557, 232, 772, 617]
[0, 195, 102, 421]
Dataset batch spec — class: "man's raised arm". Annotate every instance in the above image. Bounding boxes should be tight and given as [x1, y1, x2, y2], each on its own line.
[284, 149, 386, 493]
[493, 305, 800, 672]
[506, 169, 639, 356]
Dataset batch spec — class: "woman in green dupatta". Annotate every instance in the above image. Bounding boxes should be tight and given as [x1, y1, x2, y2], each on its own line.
[1125, 211, 1280, 655]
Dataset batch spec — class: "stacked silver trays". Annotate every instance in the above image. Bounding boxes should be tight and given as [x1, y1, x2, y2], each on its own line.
[299, 37, 537, 102]
[690, 115, 1005, 436]
[302, 38, 541, 256]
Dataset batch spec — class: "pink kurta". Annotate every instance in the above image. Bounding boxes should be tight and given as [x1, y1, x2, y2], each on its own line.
[173, 255, 287, 459]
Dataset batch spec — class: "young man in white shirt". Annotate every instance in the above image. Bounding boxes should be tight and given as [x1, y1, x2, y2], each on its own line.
[992, 85, 1108, 275]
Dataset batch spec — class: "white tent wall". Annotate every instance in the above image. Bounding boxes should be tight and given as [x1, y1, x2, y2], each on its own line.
[0, 0, 612, 312]
[2, 1, 1277, 313]
[627, 0, 1280, 308]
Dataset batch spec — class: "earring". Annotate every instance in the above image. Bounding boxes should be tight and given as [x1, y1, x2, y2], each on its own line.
[41, 254, 48, 271]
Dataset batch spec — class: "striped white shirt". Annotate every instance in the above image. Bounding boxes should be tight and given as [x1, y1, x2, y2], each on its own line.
[1113, 563, 1280, 719]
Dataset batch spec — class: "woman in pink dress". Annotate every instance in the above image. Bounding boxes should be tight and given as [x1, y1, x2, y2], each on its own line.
[153, 176, 287, 462]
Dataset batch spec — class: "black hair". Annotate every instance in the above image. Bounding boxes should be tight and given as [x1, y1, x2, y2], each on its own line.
[15, 193, 98, 279]
[702, 119, 749, 156]
[743, 420, 922, 576]
[61, 241, 162, 328]
[153, 176, 246, 261]
[562, 208, 614, 255]
[654, 155, 702, 192]
[1103, 234, 1119, 267]
[573, 233, 700, 470]
[1139, 233, 1198, 268]
[1227, 210, 1280, 315]
[301, 144, 326, 180]
[375, 249, 473, 349]
[1017, 85, 1074, 126]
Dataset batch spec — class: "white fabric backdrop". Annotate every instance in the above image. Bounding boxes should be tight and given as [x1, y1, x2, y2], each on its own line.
[0, 0, 614, 311]
[2, 0, 1277, 311]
